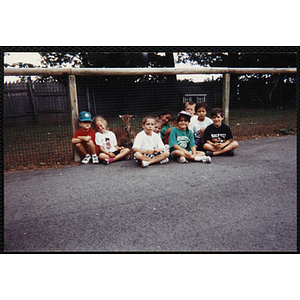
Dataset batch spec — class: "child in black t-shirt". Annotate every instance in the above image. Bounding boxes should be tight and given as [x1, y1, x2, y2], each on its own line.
[203, 107, 239, 156]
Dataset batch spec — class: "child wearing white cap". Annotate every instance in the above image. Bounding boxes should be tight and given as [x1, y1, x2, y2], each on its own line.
[168, 111, 211, 163]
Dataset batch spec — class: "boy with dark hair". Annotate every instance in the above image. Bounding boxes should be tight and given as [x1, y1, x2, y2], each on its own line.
[189, 102, 213, 151]
[203, 107, 239, 156]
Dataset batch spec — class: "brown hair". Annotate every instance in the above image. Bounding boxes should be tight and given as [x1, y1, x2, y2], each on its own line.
[210, 107, 224, 118]
[158, 110, 173, 119]
[195, 102, 208, 112]
[142, 116, 156, 125]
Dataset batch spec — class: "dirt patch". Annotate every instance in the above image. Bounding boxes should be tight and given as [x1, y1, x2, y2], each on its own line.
[232, 121, 296, 141]
[4, 160, 81, 173]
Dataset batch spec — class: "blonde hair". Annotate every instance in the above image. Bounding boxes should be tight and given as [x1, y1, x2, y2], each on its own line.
[155, 118, 163, 127]
[185, 101, 196, 108]
[93, 115, 107, 127]
[142, 116, 156, 125]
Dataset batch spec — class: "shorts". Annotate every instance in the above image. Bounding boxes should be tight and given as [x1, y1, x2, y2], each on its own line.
[195, 138, 204, 151]
[113, 149, 121, 156]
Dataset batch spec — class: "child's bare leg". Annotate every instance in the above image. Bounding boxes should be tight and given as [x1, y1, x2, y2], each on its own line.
[148, 151, 169, 165]
[99, 153, 110, 160]
[195, 150, 206, 156]
[203, 143, 215, 152]
[204, 141, 238, 156]
[171, 150, 185, 159]
[135, 151, 169, 164]
[74, 142, 88, 158]
[218, 141, 238, 155]
[134, 152, 152, 162]
[171, 150, 187, 162]
[113, 148, 131, 162]
[85, 139, 97, 155]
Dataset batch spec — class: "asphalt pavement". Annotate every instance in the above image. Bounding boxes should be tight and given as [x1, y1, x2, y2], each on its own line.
[4, 135, 297, 252]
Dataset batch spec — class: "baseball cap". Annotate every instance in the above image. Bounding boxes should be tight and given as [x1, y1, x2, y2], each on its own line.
[177, 110, 191, 120]
[79, 111, 93, 122]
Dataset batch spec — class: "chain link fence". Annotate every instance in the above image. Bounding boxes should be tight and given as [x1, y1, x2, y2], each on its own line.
[4, 73, 296, 171]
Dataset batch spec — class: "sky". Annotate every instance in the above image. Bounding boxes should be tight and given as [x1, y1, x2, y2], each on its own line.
[4, 52, 219, 83]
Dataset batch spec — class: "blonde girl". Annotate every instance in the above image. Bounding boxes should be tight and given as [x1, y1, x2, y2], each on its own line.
[94, 116, 131, 165]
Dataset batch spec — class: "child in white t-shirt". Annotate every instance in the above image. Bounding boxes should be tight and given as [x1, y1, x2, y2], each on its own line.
[189, 102, 213, 151]
[132, 116, 170, 168]
[94, 116, 131, 165]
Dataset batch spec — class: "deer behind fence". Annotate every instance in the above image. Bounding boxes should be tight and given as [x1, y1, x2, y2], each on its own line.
[112, 114, 136, 148]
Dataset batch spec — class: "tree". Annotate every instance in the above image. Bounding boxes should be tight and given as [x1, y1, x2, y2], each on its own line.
[177, 52, 296, 108]
[38, 52, 179, 115]
[176, 52, 296, 68]
[39, 52, 176, 83]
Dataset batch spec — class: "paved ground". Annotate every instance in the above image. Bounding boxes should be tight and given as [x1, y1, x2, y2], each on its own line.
[4, 135, 297, 252]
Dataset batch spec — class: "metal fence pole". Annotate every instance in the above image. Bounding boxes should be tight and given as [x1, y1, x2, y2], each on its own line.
[222, 73, 230, 125]
[68, 75, 81, 162]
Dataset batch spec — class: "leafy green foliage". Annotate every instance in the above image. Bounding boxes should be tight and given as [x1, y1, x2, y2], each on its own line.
[278, 124, 296, 135]
[176, 52, 296, 68]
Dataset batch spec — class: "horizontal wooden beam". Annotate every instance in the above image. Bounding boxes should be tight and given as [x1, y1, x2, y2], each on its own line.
[4, 67, 297, 76]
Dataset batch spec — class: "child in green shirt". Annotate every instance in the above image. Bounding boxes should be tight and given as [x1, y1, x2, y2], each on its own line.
[158, 110, 173, 144]
[168, 111, 211, 163]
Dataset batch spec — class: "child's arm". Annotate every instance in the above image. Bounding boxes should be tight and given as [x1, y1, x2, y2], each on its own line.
[190, 146, 197, 156]
[115, 145, 124, 150]
[172, 144, 189, 154]
[220, 139, 232, 149]
[133, 148, 154, 155]
[153, 147, 165, 153]
[172, 144, 194, 159]
[162, 127, 172, 143]
[164, 127, 172, 135]
[205, 139, 221, 149]
[99, 146, 115, 158]
[72, 135, 92, 144]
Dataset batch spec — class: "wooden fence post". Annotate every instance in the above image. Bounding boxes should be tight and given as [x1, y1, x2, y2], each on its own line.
[222, 73, 230, 125]
[27, 77, 37, 121]
[68, 75, 81, 162]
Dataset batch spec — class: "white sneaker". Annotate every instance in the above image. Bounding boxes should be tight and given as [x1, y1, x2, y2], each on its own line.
[159, 158, 169, 164]
[194, 156, 211, 163]
[92, 155, 99, 164]
[141, 161, 150, 168]
[201, 156, 211, 163]
[81, 154, 91, 164]
[177, 156, 188, 163]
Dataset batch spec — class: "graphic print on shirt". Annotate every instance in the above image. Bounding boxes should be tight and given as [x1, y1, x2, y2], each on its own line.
[105, 137, 112, 150]
[211, 133, 227, 143]
[177, 136, 190, 149]
[194, 129, 201, 138]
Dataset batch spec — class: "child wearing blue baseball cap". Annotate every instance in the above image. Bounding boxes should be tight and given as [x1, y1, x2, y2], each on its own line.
[71, 111, 99, 164]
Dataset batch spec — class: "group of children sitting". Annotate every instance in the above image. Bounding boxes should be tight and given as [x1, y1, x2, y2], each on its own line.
[71, 102, 239, 168]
